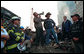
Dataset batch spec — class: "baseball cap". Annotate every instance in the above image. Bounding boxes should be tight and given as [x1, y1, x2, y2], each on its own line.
[71, 14, 80, 18]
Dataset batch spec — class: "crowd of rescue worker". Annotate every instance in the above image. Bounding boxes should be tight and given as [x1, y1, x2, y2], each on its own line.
[1, 11, 83, 53]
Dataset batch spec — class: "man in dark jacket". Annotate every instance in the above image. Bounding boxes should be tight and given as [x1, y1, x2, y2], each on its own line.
[70, 14, 83, 53]
[62, 16, 72, 41]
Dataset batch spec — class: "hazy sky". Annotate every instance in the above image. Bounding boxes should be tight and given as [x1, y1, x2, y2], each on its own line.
[1, 1, 58, 31]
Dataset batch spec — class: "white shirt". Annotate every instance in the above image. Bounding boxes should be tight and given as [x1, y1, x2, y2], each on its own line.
[1, 28, 9, 49]
[1, 41, 5, 48]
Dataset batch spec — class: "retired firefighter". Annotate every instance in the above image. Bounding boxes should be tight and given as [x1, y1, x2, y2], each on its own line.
[5, 16, 25, 53]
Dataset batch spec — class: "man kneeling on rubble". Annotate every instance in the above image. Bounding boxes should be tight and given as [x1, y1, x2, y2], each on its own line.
[20, 26, 33, 53]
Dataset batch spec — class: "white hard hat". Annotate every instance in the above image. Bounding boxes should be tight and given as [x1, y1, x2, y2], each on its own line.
[11, 16, 21, 20]
[17, 43, 26, 51]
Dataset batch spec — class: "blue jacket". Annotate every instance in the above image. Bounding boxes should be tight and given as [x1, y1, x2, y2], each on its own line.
[24, 34, 31, 40]
[62, 20, 72, 32]
[44, 18, 55, 29]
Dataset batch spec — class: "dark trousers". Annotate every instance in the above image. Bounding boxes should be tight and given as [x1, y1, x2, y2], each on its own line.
[73, 41, 83, 53]
[62, 31, 70, 41]
[35, 27, 45, 46]
[6, 47, 20, 53]
[1, 48, 4, 53]
[57, 32, 63, 41]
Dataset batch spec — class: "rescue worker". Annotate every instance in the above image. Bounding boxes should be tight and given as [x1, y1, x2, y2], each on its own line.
[5, 16, 25, 53]
[20, 26, 33, 53]
[44, 12, 60, 48]
[33, 12, 45, 48]
[1, 18, 9, 53]
[70, 14, 83, 53]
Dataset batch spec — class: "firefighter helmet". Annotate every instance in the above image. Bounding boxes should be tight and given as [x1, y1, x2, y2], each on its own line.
[11, 16, 21, 20]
